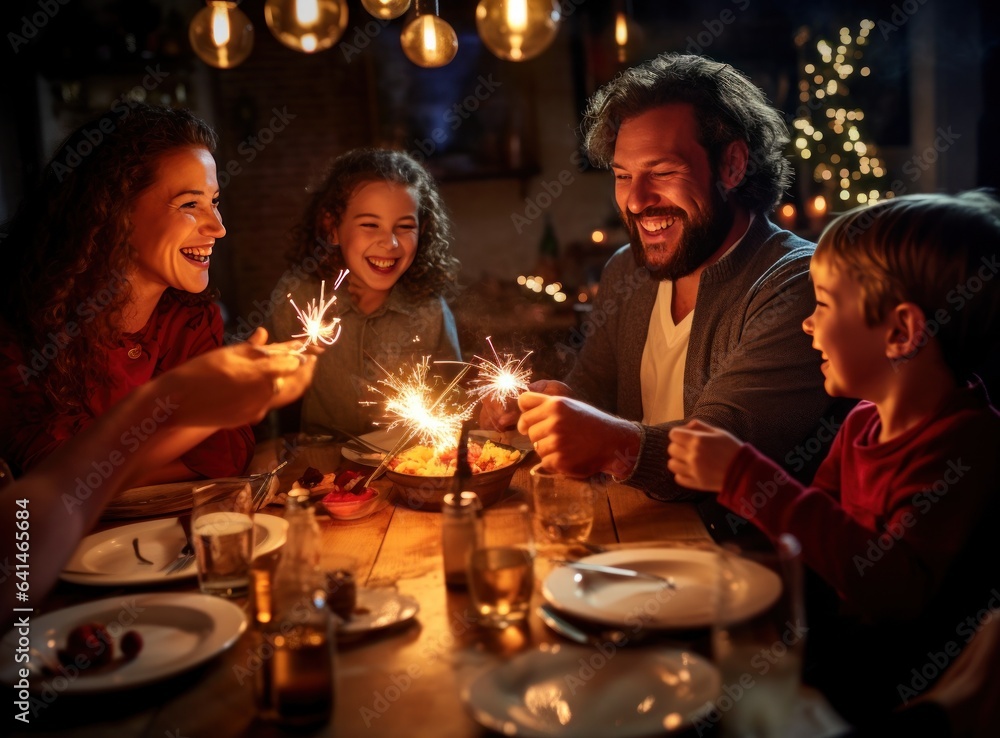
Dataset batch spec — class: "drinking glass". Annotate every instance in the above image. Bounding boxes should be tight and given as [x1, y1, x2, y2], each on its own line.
[709, 534, 806, 738]
[529, 464, 597, 544]
[192, 480, 255, 597]
[468, 503, 536, 628]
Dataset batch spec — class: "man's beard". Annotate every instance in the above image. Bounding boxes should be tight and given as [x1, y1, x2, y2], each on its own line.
[622, 184, 734, 281]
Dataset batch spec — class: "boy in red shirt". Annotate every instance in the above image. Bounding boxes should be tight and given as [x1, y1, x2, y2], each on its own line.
[668, 191, 1000, 723]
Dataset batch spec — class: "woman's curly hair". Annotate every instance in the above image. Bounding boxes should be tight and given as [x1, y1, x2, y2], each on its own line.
[582, 53, 793, 214]
[286, 148, 460, 301]
[0, 103, 218, 413]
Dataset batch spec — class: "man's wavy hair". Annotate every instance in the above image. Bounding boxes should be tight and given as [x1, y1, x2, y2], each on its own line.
[582, 53, 793, 214]
[286, 148, 460, 301]
[0, 103, 218, 414]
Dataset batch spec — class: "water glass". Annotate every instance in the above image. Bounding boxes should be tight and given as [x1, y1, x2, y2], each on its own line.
[709, 534, 806, 738]
[192, 480, 255, 597]
[529, 464, 597, 544]
[468, 503, 535, 628]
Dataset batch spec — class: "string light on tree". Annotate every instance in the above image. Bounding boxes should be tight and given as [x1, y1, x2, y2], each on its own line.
[792, 19, 889, 208]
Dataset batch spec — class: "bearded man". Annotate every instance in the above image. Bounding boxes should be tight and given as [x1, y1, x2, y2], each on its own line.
[486, 54, 852, 537]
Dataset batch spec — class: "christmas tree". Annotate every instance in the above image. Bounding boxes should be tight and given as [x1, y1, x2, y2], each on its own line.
[791, 20, 889, 210]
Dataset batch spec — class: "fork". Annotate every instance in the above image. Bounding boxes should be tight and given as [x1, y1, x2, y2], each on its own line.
[250, 459, 289, 511]
[163, 516, 194, 575]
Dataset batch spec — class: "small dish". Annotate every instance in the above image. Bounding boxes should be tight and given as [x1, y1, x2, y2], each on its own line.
[463, 646, 720, 737]
[338, 588, 419, 636]
[320, 487, 386, 520]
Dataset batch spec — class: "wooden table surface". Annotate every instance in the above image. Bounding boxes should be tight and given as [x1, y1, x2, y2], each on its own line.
[10, 439, 848, 737]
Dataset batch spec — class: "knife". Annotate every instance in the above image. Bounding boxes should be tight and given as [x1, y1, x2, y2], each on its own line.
[551, 560, 677, 588]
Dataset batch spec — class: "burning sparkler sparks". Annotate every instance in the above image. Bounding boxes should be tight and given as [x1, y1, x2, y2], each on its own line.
[466, 336, 533, 406]
[287, 270, 349, 352]
[374, 357, 474, 450]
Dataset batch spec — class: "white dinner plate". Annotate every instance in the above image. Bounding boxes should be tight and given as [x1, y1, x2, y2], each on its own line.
[542, 548, 782, 630]
[0, 592, 247, 693]
[60, 514, 289, 586]
[463, 646, 720, 738]
[340, 427, 408, 466]
[338, 589, 419, 636]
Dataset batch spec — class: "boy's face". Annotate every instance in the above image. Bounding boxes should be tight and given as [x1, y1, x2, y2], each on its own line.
[802, 259, 891, 400]
[330, 181, 419, 296]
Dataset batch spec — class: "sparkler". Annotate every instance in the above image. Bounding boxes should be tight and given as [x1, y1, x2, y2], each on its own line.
[466, 336, 533, 405]
[287, 269, 349, 352]
[375, 357, 474, 450]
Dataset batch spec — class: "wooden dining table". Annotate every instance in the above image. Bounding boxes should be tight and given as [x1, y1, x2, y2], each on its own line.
[10, 438, 849, 737]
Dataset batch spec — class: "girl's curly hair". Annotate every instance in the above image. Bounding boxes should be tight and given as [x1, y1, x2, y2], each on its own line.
[286, 148, 460, 301]
[0, 103, 218, 413]
[582, 53, 793, 215]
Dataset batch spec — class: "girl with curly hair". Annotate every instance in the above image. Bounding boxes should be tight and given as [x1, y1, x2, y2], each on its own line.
[0, 103, 254, 482]
[273, 148, 462, 435]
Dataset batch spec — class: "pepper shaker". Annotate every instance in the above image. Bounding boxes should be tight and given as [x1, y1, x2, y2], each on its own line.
[442, 423, 482, 588]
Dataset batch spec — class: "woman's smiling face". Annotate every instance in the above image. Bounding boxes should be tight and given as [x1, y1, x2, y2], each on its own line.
[332, 180, 419, 297]
[128, 146, 225, 296]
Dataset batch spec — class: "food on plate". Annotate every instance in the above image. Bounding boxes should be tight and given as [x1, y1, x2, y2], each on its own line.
[50, 622, 144, 676]
[291, 468, 377, 502]
[388, 440, 520, 477]
[297, 466, 325, 488]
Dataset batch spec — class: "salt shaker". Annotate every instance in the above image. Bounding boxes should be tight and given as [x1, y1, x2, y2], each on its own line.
[442, 423, 482, 588]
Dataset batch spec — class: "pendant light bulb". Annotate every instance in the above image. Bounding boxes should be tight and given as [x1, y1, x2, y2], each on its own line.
[361, 0, 411, 20]
[400, 10, 458, 68]
[189, 1, 254, 69]
[475, 0, 561, 62]
[264, 0, 349, 53]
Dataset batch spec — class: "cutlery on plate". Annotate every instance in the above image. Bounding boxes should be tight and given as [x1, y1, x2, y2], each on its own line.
[163, 516, 194, 574]
[132, 537, 154, 566]
[537, 605, 628, 647]
[250, 460, 288, 511]
[330, 429, 391, 454]
[551, 560, 677, 590]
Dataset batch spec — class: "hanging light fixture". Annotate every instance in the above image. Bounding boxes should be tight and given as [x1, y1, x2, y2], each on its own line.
[400, 1, 458, 68]
[189, 1, 254, 68]
[475, 0, 561, 62]
[264, 0, 349, 53]
[361, 0, 411, 20]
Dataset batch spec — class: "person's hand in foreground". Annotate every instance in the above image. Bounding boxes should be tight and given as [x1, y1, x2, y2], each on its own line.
[666, 419, 745, 492]
[479, 379, 572, 430]
[0, 328, 317, 629]
[516, 390, 640, 478]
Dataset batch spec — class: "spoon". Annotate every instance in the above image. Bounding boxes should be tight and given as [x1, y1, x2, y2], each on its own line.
[131, 538, 154, 566]
[537, 605, 628, 647]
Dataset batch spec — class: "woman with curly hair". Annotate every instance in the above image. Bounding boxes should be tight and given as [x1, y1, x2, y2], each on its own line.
[273, 148, 462, 435]
[0, 103, 254, 482]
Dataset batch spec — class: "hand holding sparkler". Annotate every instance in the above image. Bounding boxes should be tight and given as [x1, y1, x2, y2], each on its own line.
[287, 269, 349, 352]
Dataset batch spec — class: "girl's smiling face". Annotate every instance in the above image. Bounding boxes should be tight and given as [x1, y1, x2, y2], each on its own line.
[330, 181, 420, 300]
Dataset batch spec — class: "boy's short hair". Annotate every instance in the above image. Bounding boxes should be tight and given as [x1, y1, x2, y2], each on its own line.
[815, 191, 1000, 382]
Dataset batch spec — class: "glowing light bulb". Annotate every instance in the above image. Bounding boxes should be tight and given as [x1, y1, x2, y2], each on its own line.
[264, 0, 349, 53]
[189, 2, 254, 69]
[475, 0, 561, 62]
[400, 12, 458, 68]
[361, 0, 411, 20]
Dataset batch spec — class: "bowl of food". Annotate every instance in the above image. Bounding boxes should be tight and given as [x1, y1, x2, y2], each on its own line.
[384, 439, 524, 511]
[292, 469, 388, 520]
